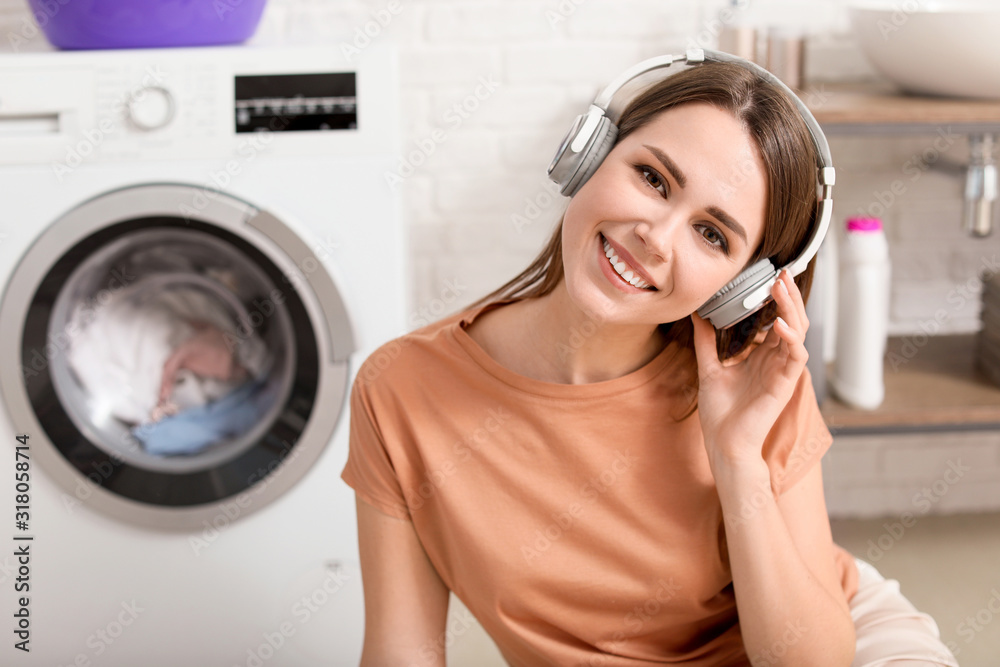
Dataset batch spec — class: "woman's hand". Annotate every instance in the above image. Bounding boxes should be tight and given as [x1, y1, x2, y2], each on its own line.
[690, 269, 810, 472]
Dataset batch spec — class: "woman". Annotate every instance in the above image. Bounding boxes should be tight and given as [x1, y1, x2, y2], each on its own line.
[342, 58, 951, 666]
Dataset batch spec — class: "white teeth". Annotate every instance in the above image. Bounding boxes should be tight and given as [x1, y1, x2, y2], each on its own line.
[601, 236, 653, 290]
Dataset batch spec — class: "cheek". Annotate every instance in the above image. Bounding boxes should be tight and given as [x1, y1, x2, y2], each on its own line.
[559, 224, 592, 293]
[560, 199, 602, 264]
[676, 255, 744, 306]
[560, 218, 582, 268]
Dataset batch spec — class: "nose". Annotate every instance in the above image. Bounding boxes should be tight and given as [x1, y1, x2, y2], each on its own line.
[633, 213, 681, 265]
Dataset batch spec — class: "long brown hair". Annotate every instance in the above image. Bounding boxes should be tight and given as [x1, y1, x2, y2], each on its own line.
[476, 61, 820, 372]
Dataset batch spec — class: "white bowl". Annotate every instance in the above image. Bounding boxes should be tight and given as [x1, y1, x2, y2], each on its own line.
[849, 0, 1000, 99]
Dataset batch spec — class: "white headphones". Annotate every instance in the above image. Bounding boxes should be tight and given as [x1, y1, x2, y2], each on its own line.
[547, 48, 835, 330]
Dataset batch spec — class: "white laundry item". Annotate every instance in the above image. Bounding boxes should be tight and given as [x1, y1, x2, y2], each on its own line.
[64, 276, 269, 426]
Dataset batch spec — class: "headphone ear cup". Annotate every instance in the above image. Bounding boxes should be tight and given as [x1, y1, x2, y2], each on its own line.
[561, 118, 618, 197]
[715, 259, 774, 299]
[696, 258, 777, 328]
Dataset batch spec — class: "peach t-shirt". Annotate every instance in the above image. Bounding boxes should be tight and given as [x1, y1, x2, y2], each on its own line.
[342, 304, 859, 666]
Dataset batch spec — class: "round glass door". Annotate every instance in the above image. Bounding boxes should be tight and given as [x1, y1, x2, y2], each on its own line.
[1, 184, 352, 528]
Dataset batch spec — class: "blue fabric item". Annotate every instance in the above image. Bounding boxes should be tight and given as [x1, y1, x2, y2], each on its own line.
[132, 378, 276, 456]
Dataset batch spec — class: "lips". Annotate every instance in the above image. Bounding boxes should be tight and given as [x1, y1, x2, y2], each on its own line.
[600, 234, 657, 291]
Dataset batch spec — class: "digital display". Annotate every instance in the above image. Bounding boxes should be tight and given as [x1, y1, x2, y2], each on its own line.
[234, 72, 357, 133]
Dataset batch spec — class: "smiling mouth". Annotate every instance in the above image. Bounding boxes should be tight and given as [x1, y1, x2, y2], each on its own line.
[601, 235, 657, 290]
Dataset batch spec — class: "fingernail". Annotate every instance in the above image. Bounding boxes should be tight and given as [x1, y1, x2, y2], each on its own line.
[776, 316, 787, 329]
[778, 278, 789, 296]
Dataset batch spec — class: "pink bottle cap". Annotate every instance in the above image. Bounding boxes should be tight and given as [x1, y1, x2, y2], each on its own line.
[846, 217, 883, 232]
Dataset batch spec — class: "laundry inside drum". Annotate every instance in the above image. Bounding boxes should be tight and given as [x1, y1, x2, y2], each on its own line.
[47, 226, 297, 475]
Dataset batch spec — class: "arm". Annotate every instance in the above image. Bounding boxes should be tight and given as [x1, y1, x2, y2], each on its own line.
[690, 270, 854, 665]
[356, 495, 450, 667]
[713, 457, 854, 665]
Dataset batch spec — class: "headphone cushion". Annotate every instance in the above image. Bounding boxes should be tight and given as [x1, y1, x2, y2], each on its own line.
[698, 258, 776, 315]
[563, 118, 618, 197]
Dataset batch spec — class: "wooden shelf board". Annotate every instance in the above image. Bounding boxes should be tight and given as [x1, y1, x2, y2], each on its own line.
[821, 334, 1000, 432]
[803, 82, 1000, 127]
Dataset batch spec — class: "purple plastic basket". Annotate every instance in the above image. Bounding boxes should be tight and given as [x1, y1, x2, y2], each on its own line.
[28, 0, 269, 50]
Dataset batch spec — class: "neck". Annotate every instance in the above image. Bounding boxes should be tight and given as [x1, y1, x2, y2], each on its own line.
[517, 283, 668, 384]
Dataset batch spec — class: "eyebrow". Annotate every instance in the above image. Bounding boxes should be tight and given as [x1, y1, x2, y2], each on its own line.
[706, 206, 748, 247]
[644, 144, 686, 188]
[642, 144, 749, 247]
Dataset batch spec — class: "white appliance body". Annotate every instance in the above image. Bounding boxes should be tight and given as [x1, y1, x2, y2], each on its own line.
[0, 45, 404, 666]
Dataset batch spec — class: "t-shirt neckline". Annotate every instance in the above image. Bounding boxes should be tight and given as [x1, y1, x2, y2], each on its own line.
[450, 300, 683, 399]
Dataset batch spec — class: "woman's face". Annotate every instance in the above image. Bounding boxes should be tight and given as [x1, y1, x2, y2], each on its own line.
[561, 102, 768, 328]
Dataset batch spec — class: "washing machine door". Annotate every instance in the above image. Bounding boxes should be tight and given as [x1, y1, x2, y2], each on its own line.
[0, 184, 354, 530]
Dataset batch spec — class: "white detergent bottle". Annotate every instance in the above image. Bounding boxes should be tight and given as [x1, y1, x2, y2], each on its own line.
[831, 217, 891, 410]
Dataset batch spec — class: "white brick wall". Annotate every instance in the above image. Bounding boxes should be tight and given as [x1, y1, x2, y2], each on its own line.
[4, 0, 965, 332]
[3, 0, 998, 516]
[823, 431, 1000, 518]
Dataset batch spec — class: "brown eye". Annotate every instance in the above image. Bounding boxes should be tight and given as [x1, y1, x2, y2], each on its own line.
[634, 164, 667, 197]
[696, 224, 729, 254]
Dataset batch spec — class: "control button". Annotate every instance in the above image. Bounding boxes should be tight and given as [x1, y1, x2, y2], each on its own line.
[127, 86, 176, 131]
[742, 279, 777, 310]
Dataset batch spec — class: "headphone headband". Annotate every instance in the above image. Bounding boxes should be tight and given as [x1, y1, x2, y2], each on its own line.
[546, 48, 835, 329]
[594, 50, 701, 121]
[593, 50, 833, 173]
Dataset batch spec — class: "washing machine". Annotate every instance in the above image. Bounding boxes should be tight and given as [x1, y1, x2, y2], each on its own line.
[0, 43, 405, 666]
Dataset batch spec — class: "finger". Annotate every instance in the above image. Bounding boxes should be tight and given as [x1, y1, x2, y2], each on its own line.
[773, 315, 809, 363]
[780, 269, 807, 310]
[771, 270, 808, 334]
[761, 320, 782, 349]
[690, 312, 721, 372]
[782, 270, 808, 328]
